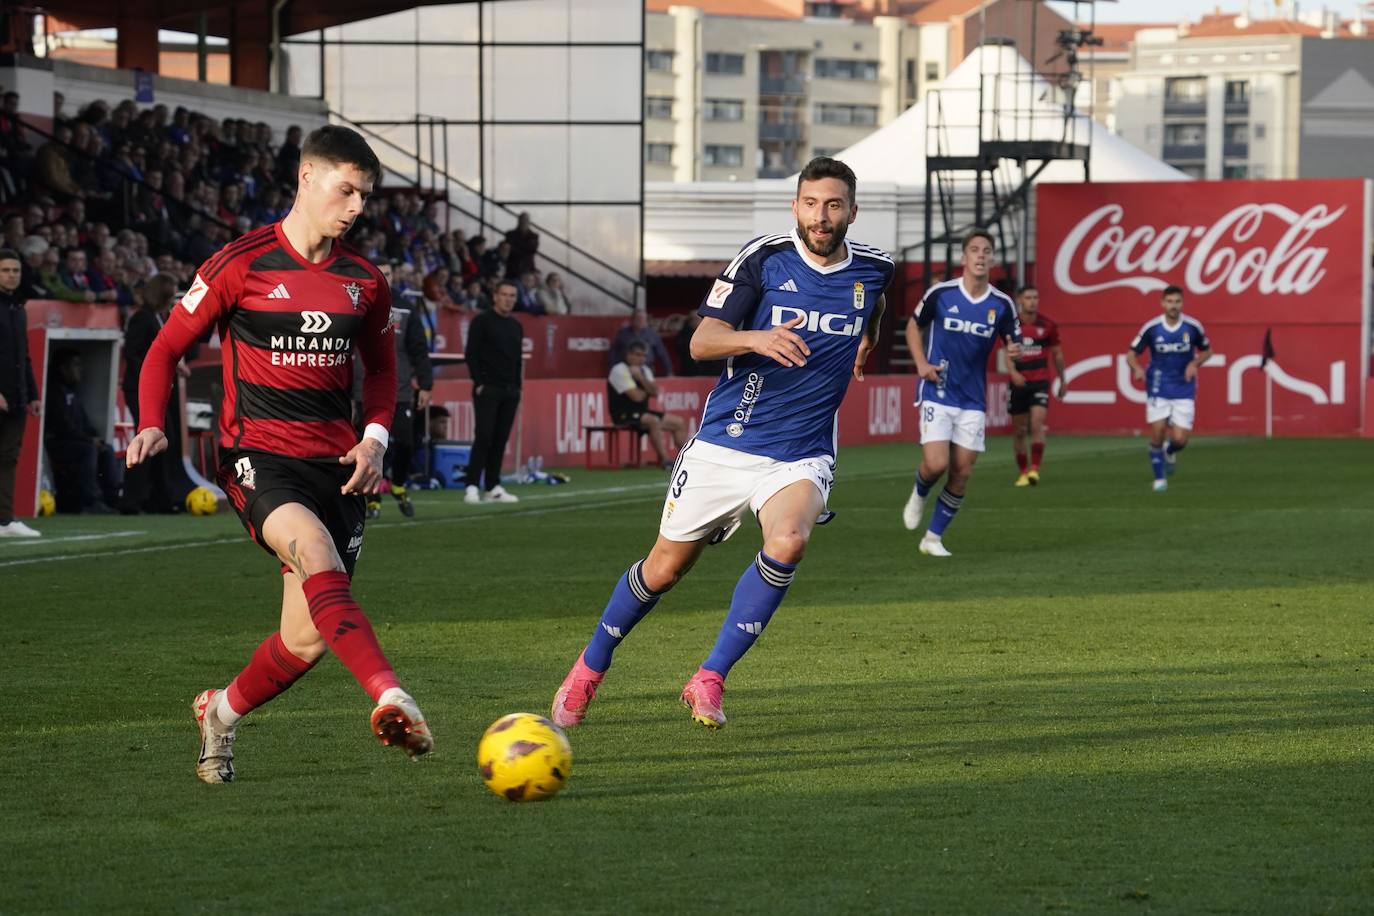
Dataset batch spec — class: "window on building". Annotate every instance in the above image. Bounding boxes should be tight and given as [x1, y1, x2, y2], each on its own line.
[1176, 164, 1206, 178]
[1225, 80, 1250, 103]
[1251, 164, 1267, 179]
[704, 144, 745, 167]
[812, 147, 844, 158]
[807, 2, 844, 17]
[704, 98, 745, 121]
[645, 143, 673, 164]
[1223, 164, 1248, 179]
[925, 62, 940, 82]
[1164, 77, 1206, 103]
[645, 97, 674, 120]
[815, 58, 879, 81]
[1164, 123, 1205, 147]
[1224, 123, 1248, 145]
[706, 53, 746, 75]
[1254, 123, 1266, 140]
[647, 50, 674, 73]
[815, 103, 879, 126]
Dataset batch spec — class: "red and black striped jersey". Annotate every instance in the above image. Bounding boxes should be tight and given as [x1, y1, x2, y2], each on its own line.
[138, 222, 397, 459]
[1011, 312, 1061, 384]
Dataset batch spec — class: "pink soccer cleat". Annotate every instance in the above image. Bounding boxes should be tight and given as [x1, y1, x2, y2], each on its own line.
[680, 668, 727, 729]
[551, 651, 605, 728]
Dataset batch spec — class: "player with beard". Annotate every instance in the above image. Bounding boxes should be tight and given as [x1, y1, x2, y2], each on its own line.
[550, 157, 894, 729]
[901, 229, 1021, 557]
[127, 126, 433, 784]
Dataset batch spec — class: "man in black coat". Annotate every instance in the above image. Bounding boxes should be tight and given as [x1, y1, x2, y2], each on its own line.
[463, 279, 523, 504]
[368, 260, 433, 518]
[0, 247, 40, 536]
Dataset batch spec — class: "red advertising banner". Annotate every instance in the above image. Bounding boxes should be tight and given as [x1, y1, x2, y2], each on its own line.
[428, 375, 922, 471]
[428, 313, 644, 379]
[1036, 179, 1371, 435]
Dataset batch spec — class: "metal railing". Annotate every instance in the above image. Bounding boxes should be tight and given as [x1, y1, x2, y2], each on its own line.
[332, 111, 642, 312]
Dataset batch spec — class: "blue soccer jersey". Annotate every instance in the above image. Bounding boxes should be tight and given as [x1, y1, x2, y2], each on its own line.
[1129, 315, 1211, 399]
[695, 230, 895, 461]
[911, 278, 1019, 411]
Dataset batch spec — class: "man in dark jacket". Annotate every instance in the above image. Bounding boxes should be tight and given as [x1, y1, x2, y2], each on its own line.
[44, 348, 118, 514]
[357, 260, 433, 518]
[504, 212, 539, 279]
[0, 248, 41, 536]
[463, 279, 523, 504]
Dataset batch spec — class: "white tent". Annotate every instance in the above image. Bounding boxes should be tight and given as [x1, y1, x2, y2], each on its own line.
[836, 42, 1188, 184]
[644, 43, 1187, 261]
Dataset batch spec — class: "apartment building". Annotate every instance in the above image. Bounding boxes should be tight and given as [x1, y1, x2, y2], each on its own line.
[1111, 13, 1374, 180]
[644, 0, 1088, 181]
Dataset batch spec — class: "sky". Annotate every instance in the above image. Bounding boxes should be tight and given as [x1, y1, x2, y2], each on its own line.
[1055, 0, 1371, 23]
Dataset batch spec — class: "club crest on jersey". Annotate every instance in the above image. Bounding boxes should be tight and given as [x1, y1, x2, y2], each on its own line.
[342, 281, 364, 311]
[852, 281, 865, 311]
[234, 456, 256, 490]
[987, 307, 996, 325]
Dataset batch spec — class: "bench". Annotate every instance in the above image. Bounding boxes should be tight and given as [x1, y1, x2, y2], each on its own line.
[582, 424, 647, 470]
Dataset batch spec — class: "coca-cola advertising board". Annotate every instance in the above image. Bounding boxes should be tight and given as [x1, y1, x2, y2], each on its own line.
[1036, 179, 1372, 435]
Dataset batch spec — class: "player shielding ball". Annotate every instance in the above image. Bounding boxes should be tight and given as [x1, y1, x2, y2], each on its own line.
[900, 230, 1020, 557]
[551, 157, 893, 729]
[1126, 284, 1211, 493]
[127, 126, 432, 784]
[1007, 285, 1066, 486]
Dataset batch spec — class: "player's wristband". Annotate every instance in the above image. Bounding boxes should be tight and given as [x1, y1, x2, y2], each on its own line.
[362, 422, 390, 450]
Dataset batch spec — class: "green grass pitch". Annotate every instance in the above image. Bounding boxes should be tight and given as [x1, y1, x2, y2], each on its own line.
[3, 437, 1372, 914]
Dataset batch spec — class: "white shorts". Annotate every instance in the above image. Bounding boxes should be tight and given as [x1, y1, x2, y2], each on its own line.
[659, 440, 834, 543]
[1146, 397, 1195, 430]
[917, 401, 987, 452]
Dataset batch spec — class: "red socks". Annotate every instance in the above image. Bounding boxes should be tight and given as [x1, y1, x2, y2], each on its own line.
[1015, 449, 1028, 473]
[225, 632, 316, 716]
[302, 570, 401, 701]
[1031, 443, 1045, 470]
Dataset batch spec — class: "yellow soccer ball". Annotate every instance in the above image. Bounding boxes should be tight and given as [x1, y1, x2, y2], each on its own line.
[476, 713, 572, 802]
[185, 487, 219, 516]
[38, 489, 55, 517]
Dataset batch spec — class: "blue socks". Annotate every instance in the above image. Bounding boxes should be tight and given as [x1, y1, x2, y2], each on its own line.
[915, 471, 935, 498]
[1149, 446, 1166, 480]
[928, 487, 963, 537]
[583, 559, 662, 673]
[702, 551, 797, 678]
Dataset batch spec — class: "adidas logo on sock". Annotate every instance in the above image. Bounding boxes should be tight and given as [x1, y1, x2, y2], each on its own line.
[778, 279, 799, 292]
[736, 621, 763, 635]
[602, 623, 624, 639]
[267, 283, 291, 299]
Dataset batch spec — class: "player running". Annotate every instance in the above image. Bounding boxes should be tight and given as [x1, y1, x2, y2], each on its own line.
[1007, 285, 1066, 486]
[127, 126, 433, 784]
[1126, 284, 1211, 493]
[900, 229, 1020, 557]
[551, 157, 893, 730]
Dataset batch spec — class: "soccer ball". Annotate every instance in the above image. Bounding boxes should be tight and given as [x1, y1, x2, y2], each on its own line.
[185, 487, 219, 516]
[37, 489, 55, 516]
[476, 713, 572, 802]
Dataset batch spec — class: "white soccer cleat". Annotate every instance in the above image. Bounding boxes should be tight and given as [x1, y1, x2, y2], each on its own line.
[464, 485, 482, 505]
[0, 521, 41, 537]
[371, 688, 434, 759]
[193, 689, 236, 784]
[1152, 479, 1168, 493]
[901, 487, 925, 530]
[918, 534, 952, 558]
[483, 485, 520, 504]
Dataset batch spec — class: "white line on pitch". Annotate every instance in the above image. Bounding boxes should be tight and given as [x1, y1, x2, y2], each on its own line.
[0, 493, 661, 569]
[1, 530, 146, 547]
